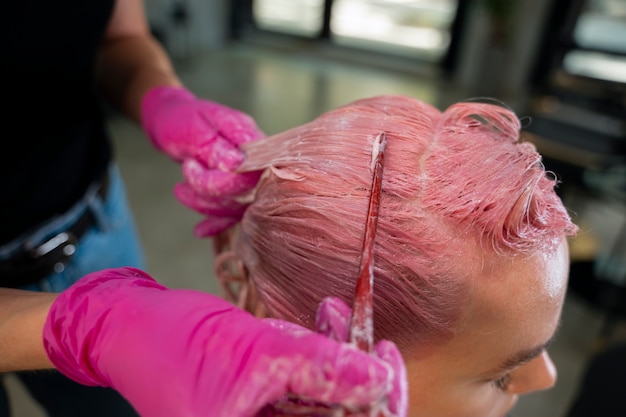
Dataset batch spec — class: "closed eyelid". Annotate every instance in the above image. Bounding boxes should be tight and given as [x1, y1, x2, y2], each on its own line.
[493, 373, 513, 391]
[504, 347, 545, 370]
[482, 333, 559, 380]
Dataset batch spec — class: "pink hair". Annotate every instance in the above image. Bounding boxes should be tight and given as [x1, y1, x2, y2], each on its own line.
[228, 95, 577, 350]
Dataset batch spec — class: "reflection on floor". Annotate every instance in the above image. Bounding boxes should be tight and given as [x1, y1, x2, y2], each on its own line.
[6, 41, 626, 417]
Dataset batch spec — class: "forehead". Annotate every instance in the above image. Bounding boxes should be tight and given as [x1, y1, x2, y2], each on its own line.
[469, 238, 569, 321]
[450, 238, 570, 368]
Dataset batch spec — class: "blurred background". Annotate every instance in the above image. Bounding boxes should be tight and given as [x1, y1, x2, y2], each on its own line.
[7, 0, 626, 415]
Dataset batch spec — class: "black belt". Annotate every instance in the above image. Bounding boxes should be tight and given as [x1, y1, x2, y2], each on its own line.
[0, 172, 110, 288]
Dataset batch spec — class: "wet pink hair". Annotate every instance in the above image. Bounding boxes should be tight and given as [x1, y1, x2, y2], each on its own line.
[226, 95, 577, 350]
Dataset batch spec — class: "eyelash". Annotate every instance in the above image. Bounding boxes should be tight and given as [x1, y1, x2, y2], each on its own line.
[493, 373, 512, 391]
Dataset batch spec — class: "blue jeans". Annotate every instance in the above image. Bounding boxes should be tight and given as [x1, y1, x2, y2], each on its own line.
[0, 164, 143, 417]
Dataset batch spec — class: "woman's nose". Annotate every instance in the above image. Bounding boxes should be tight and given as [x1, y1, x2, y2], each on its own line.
[507, 351, 557, 394]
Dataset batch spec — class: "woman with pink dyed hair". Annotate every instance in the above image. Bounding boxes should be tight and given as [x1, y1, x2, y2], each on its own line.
[214, 95, 578, 417]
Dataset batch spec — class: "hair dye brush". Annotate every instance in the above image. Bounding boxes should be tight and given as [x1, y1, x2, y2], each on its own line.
[270, 132, 390, 417]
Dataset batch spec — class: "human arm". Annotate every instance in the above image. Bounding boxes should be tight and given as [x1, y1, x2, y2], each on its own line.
[0, 289, 56, 372]
[97, 0, 263, 236]
[43, 267, 406, 417]
[96, 0, 181, 123]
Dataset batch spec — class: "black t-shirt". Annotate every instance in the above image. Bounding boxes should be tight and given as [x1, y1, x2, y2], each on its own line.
[0, 0, 115, 244]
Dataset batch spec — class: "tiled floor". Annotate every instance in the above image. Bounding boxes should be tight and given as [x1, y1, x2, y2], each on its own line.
[5, 40, 626, 416]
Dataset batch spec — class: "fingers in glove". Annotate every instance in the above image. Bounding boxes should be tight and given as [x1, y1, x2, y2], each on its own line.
[287, 345, 393, 409]
[262, 318, 313, 338]
[195, 135, 246, 172]
[199, 102, 265, 146]
[182, 158, 262, 198]
[374, 340, 408, 417]
[253, 332, 394, 410]
[315, 297, 351, 342]
[263, 316, 400, 414]
[174, 183, 248, 217]
[194, 216, 241, 237]
[316, 299, 407, 416]
[174, 182, 247, 236]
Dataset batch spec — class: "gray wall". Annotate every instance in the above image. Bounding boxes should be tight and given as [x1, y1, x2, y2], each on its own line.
[145, 0, 230, 58]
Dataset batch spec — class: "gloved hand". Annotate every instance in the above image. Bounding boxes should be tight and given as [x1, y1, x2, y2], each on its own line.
[267, 297, 408, 416]
[141, 86, 264, 237]
[43, 267, 406, 417]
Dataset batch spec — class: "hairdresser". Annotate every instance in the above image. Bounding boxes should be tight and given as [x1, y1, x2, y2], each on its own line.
[0, 1, 406, 416]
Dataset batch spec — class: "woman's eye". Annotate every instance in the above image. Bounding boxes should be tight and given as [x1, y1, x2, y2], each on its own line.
[493, 373, 512, 391]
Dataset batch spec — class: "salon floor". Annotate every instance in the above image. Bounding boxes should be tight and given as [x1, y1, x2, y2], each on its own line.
[6, 38, 626, 416]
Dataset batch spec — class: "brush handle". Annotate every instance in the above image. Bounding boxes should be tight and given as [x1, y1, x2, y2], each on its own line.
[350, 132, 387, 353]
[268, 132, 393, 417]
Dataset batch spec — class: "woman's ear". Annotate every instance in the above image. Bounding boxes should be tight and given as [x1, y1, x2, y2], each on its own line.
[240, 273, 267, 318]
[214, 245, 266, 318]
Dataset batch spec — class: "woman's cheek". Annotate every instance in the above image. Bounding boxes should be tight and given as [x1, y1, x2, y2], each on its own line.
[407, 380, 512, 417]
[442, 382, 516, 417]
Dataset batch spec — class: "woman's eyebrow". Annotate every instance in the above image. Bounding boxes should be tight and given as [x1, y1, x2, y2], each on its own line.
[483, 331, 559, 377]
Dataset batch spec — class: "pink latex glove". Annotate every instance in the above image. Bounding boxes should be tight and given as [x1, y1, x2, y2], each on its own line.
[43, 267, 405, 417]
[141, 86, 264, 237]
[319, 298, 407, 416]
[267, 297, 408, 416]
